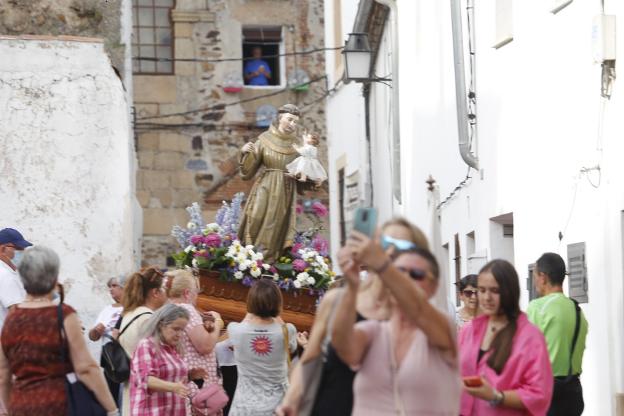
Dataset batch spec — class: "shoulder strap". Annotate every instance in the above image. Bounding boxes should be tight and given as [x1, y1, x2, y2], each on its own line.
[56, 303, 68, 364]
[567, 298, 581, 377]
[282, 324, 292, 370]
[321, 289, 344, 357]
[119, 311, 152, 337]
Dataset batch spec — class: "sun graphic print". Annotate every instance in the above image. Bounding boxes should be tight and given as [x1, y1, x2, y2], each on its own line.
[250, 335, 273, 356]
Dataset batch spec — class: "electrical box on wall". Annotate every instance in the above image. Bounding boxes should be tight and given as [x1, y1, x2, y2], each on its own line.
[592, 15, 616, 63]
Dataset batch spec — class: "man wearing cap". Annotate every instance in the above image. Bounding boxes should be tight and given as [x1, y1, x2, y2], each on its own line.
[0, 228, 32, 329]
[527, 252, 588, 416]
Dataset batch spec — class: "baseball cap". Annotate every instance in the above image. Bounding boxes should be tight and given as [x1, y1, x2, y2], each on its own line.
[0, 228, 33, 249]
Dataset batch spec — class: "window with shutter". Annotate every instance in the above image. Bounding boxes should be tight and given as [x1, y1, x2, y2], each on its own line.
[527, 263, 538, 301]
[567, 242, 589, 303]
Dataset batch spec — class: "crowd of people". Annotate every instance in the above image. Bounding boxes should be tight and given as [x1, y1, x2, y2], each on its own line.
[0, 222, 588, 416]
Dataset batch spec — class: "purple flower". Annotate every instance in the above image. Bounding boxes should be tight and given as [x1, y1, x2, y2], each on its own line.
[296, 203, 304, 215]
[203, 233, 222, 248]
[290, 243, 303, 256]
[190, 235, 203, 245]
[311, 201, 328, 217]
[293, 259, 308, 272]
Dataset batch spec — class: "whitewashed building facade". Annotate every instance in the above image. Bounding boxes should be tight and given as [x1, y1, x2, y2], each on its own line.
[325, 0, 624, 414]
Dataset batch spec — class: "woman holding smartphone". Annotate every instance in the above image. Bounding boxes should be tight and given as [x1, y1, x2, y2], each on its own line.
[459, 260, 553, 415]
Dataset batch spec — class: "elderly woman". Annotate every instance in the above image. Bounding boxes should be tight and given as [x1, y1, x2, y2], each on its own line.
[227, 279, 297, 415]
[129, 303, 192, 415]
[331, 232, 461, 415]
[89, 275, 126, 404]
[456, 274, 479, 329]
[459, 260, 553, 415]
[167, 270, 224, 415]
[119, 267, 168, 415]
[0, 246, 118, 416]
[276, 217, 430, 416]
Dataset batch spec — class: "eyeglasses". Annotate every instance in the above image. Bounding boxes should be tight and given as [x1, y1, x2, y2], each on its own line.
[462, 289, 478, 298]
[396, 266, 427, 281]
[381, 235, 417, 251]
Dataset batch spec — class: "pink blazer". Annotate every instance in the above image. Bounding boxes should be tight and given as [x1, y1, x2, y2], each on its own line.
[458, 313, 553, 416]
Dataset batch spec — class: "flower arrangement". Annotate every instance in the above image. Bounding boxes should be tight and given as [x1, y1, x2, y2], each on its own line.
[171, 193, 335, 294]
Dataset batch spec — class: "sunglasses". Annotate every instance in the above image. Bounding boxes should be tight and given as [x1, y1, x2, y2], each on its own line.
[381, 235, 417, 251]
[462, 289, 478, 298]
[396, 266, 427, 281]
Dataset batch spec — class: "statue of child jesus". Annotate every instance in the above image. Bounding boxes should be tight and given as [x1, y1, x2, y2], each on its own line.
[286, 132, 328, 186]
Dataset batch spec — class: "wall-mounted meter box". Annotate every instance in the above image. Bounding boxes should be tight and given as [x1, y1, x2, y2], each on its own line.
[592, 15, 616, 63]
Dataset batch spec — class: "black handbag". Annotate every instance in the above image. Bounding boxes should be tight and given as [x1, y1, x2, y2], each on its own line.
[101, 311, 152, 383]
[56, 303, 107, 416]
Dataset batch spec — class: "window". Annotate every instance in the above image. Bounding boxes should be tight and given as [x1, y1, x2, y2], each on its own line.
[567, 242, 589, 303]
[132, 0, 174, 74]
[242, 26, 282, 87]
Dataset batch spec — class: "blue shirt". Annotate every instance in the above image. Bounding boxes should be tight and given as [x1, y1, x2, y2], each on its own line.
[244, 59, 271, 86]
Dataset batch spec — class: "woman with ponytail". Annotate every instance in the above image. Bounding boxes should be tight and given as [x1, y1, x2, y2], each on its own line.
[119, 267, 168, 415]
[459, 259, 553, 415]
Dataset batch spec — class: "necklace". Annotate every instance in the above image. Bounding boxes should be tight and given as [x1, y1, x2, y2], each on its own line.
[25, 296, 51, 303]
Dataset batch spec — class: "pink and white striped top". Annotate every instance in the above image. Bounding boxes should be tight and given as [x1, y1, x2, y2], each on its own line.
[130, 337, 190, 416]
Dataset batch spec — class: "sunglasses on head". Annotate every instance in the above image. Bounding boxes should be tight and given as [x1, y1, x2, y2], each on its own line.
[396, 266, 427, 281]
[462, 289, 478, 297]
[381, 235, 417, 251]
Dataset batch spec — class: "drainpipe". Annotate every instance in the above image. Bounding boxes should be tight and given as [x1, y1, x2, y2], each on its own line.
[374, 0, 402, 204]
[450, 0, 479, 170]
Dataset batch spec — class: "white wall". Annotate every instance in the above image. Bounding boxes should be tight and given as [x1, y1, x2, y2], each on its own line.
[0, 37, 137, 339]
[394, 0, 624, 414]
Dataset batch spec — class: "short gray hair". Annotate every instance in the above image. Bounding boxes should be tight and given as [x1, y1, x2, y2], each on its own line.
[107, 274, 128, 288]
[18, 246, 59, 296]
[140, 303, 189, 352]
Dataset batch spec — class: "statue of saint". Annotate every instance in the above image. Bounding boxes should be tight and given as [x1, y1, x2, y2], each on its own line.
[238, 104, 306, 261]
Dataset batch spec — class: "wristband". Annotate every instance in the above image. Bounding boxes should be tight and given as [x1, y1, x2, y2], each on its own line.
[373, 258, 392, 275]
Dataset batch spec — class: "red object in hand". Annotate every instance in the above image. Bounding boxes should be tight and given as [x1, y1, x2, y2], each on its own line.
[463, 376, 483, 387]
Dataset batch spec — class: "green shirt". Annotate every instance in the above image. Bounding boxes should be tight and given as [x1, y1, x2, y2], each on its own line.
[527, 293, 588, 376]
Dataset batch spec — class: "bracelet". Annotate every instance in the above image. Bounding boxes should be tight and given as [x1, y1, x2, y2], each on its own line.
[373, 258, 392, 275]
[107, 410, 120, 416]
[488, 390, 504, 407]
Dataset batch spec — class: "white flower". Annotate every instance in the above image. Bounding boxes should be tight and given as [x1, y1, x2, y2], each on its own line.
[262, 263, 271, 271]
[245, 245, 254, 251]
[293, 280, 302, 289]
[187, 222, 197, 230]
[234, 271, 244, 280]
[236, 254, 248, 264]
[307, 276, 316, 285]
[273, 273, 280, 281]
[238, 260, 251, 271]
[184, 245, 195, 253]
[250, 267, 262, 277]
[192, 258, 199, 268]
[251, 251, 264, 261]
[296, 272, 309, 282]
[315, 255, 325, 264]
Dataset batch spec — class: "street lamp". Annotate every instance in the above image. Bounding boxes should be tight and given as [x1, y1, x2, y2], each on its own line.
[342, 33, 391, 83]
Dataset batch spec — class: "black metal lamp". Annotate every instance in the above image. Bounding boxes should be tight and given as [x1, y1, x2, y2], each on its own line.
[342, 33, 391, 83]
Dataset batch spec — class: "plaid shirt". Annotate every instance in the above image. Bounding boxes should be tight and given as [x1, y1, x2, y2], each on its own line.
[130, 337, 190, 416]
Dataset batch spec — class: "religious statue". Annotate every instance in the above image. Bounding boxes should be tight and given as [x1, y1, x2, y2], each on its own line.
[238, 104, 310, 261]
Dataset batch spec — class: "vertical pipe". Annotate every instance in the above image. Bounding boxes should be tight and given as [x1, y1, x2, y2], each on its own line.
[450, 0, 479, 170]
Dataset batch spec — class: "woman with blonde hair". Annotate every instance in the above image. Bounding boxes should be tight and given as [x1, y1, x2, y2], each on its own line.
[276, 217, 429, 416]
[119, 267, 168, 415]
[167, 269, 224, 415]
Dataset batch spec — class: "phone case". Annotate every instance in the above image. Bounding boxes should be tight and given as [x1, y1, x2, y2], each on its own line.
[353, 207, 378, 237]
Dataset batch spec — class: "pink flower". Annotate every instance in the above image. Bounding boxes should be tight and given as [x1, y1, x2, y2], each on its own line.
[290, 243, 303, 255]
[269, 266, 278, 274]
[203, 233, 222, 247]
[311, 201, 329, 217]
[190, 235, 203, 245]
[292, 259, 308, 272]
[296, 203, 304, 215]
[312, 235, 329, 256]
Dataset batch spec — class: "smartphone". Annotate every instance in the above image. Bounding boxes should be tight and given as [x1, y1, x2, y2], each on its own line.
[352, 207, 378, 238]
[463, 376, 483, 387]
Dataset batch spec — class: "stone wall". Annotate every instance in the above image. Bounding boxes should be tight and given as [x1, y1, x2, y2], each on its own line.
[0, 0, 126, 77]
[135, 0, 329, 266]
